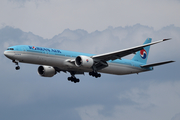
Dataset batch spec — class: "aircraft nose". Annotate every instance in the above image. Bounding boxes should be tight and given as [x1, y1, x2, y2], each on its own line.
[4, 51, 14, 59]
[4, 51, 8, 57]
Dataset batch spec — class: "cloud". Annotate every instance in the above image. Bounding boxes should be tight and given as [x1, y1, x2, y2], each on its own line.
[8, 0, 48, 7]
[76, 81, 180, 120]
[1, 0, 180, 38]
[76, 105, 104, 120]
[9, 0, 31, 2]
[171, 113, 180, 120]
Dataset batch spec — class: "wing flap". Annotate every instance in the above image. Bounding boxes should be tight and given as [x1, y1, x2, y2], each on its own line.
[140, 61, 175, 68]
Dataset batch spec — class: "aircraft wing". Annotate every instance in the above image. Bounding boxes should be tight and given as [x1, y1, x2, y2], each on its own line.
[92, 38, 171, 61]
[140, 61, 175, 68]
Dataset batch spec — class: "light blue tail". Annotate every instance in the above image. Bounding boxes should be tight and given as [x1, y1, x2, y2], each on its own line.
[132, 38, 152, 64]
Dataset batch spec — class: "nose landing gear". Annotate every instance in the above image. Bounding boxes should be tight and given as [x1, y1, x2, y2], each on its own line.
[12, 60, 20, 70]
[15, 66, 20, 70]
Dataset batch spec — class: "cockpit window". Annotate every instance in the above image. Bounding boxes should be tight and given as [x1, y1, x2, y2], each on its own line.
[7, 48, 14, 50]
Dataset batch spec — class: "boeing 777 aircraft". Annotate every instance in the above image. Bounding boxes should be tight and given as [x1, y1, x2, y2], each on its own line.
[4, 38, 174, 83]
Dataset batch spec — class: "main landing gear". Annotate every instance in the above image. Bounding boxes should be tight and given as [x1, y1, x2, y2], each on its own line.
[67, 70, 101, 83]
[12, 60, 20, 70]
[89, 71, 101, 78]
[68, 72, 80, 83]
[89, 66, 101, 78]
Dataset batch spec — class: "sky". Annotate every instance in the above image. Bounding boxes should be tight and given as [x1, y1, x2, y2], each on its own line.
[0, 0, 180, 120]
[1, 0, 180, 39]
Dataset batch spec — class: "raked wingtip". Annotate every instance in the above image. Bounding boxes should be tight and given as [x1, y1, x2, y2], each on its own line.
[163, 38, 172, 41]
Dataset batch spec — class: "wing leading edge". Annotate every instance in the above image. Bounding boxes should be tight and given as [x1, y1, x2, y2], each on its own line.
[92, 38, 171, 61]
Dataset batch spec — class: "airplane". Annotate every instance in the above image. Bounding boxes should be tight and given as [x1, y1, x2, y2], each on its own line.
[4, 38, 174, 83]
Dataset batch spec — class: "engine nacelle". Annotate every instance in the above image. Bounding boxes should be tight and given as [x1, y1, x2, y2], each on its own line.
[38, 66, 56, 77]
[75, 55, 94, 68]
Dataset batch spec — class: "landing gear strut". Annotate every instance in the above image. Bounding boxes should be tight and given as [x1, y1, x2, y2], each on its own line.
[67, 72, 80, 83]
[89, 66, 101, 78]
[12, 60, 20, 70]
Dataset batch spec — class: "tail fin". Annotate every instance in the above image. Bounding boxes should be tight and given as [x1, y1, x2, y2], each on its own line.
[132, 38, 152, 64]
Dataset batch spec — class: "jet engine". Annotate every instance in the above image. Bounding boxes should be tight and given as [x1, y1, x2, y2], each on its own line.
[75, 55, 94, 68]
[38, 66, 56, 77]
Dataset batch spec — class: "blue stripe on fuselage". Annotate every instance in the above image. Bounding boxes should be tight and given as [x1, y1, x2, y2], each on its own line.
[6, 45, 153, 70]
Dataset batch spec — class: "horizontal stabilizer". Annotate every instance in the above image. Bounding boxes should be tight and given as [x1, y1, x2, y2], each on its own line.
[141, 61, 175, 68]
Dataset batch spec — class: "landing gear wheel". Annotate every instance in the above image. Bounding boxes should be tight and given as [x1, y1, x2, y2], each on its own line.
[67, 76, 80, 83]
[75, 79, 80, 83]
[15, 66, 20, 70]
[89, 72, 101, 78]
[97, 74, 101, 77]
[68, 77, 71, 81]
[89, 72, 92, 76]
[73, 78, 80, 83]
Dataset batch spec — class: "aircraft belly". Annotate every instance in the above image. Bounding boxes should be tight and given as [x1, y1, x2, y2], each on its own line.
[99, 63, 146, 75]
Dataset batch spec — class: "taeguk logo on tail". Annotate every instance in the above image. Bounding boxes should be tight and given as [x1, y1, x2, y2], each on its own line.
[140, 49, 147, 59]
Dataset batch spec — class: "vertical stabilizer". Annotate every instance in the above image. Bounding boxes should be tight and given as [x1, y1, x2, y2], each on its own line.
[132, 38, 152, 64]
